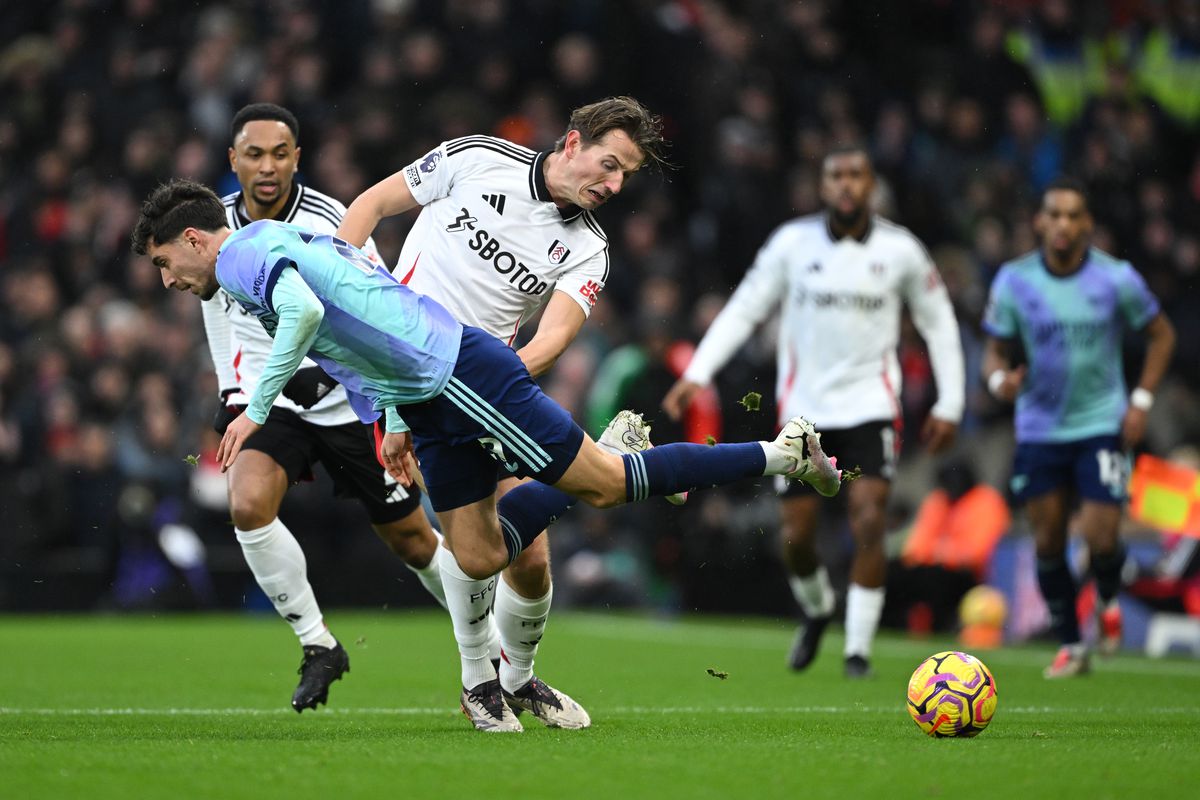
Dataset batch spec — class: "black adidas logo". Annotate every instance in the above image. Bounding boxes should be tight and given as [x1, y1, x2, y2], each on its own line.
[482, 193, 506, 214]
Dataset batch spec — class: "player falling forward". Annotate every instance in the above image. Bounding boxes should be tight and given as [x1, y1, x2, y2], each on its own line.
[664, 145, 964, 678]
[337, 96, 682, 731]
[982, 177, 1175, 678]
[199, 104, 446, 711]
[133, 179, 845, 729]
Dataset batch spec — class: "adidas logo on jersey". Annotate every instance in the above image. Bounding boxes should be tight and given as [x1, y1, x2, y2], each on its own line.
[482, 193, 507, 214]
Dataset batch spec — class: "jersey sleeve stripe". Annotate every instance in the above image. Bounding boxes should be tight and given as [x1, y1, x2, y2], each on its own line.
[446, 134, 535, 160]
[298, 190, 348, 217]
[297, 203, 343, 230]
[445, 136, 535, 164]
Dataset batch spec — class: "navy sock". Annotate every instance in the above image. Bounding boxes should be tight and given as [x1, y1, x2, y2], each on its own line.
[1090, 544, 1127, 604]
[496, 483, 576, 563]
[622, 442, 766, 502]
[1037, 557, 1080, 645]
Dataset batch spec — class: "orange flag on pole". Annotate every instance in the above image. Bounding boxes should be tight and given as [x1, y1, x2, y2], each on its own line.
[1128, 454, 1200, 538]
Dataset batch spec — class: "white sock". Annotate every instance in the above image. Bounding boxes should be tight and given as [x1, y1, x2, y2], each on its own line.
[788, 567, 835, 619]
[405, 528, 448, 609]
[235, 519, 335, 648]
[844, 583, 885, 659]
[495, 577, 552, 693]
[437, 545, 499, 689]
[759, 441, 793, 475]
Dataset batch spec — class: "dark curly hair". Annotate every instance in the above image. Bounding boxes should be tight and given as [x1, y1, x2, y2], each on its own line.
[130, 180, 227, 255]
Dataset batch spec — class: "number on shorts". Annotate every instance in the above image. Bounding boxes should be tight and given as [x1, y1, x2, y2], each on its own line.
[1096, 449, 1130, 497]
[880, 426, 898, 478]
[479, 436, 519, 473]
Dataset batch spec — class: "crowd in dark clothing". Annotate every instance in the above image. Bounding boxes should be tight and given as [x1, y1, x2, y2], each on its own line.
[1, 0, 1198, 612]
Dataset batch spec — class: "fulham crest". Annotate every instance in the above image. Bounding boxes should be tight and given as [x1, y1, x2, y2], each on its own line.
[548, 239, 571, 265]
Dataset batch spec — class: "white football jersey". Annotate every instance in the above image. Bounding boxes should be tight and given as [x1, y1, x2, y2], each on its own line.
[396, 136, 609, 344]
[683, 214, 965, 430]
[201, 183, 381, 426]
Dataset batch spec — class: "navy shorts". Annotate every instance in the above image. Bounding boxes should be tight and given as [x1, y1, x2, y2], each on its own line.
[397, 327, 585, 512]
[1010, 435, 1129, 505]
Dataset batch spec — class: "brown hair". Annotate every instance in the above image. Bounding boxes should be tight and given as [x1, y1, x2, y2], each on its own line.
[554, 96, 668, 170]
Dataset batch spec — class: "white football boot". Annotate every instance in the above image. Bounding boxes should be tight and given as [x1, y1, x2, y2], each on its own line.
[771, 416, 842, 497]
[597, 410, 688, 505]
[460, 679, 524, 732]
[503, 676, 592, 729]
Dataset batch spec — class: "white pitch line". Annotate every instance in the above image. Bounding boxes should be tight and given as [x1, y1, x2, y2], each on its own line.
[1, 705, 1196, 716]
[572, 623, 1200, 678]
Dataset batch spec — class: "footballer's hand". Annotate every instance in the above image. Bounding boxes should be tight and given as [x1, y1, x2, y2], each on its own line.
[281, 366, 339, 408]
[381, 431, 414, 486]
[1121, 407, 1148, 450]
[992, 365, 1026, 404]
[922, 416, 958, 455]
[217, 414, 262, 472]
[662, 378, 703, 422]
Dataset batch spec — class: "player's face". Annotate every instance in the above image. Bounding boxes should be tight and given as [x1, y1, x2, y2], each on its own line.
[229, 120, 300, 209]
[820, 152, 874, 222]
[1036, 189, 1092, 258]
[564, 129, 644, 209]
[149, 231, 220, 301]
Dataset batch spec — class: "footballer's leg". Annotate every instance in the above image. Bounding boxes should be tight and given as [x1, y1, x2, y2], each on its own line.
[492, 477, 590, 729]
[372, 511, 447, 608]
[1078, 500, 1125, 656]
[226, 446, 348, 712]
[1028, 487, 1089, 678]
[779, 492, 835, 671]
[843, 475, 890, 678]
[437, 495, 524, 733]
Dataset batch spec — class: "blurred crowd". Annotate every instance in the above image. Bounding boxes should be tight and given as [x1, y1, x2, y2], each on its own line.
[1, 0, 1198, 613]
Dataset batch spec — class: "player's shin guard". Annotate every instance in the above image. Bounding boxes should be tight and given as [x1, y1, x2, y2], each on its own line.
[438, 546, 501, 689]
[621, 443, 767, 502]
[494, 577, 551, 693]
[1090, 544, 1127, 604]
[1037, 557, 1081, 645]
[235, 519, 331, 647]
[496, 483, 575, 563]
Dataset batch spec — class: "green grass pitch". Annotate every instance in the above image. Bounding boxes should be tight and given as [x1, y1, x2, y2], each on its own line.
[3, 611, 1198, 799]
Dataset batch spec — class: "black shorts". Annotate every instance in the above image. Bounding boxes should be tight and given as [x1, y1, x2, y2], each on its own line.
[778, 419, 899, 498]
[243, 407, 422, 524]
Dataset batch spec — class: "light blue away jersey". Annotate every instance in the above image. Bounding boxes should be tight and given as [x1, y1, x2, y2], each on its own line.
[216, 220, 463, 424]
[982, 247, 1160, 443]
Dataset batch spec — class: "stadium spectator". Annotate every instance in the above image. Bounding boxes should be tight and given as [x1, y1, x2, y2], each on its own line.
[884, 458, 1011, 633]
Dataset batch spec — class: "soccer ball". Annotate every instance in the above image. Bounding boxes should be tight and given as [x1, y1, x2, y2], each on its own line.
[959, 585, 1007, 629]
[906, 650, 998, 738]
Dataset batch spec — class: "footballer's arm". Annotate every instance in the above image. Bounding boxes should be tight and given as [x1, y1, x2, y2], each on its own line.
[217, 267, 324, 469]
[337, 171, 421, 248]
[516, 291, 586, 378]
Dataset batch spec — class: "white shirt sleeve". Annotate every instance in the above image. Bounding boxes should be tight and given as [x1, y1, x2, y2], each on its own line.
[682, 230, 788, 385]
[201, 289, 238, 396]
[550, 249, 607, 317]
[902, 239, 965, 422]
[401, 141, 458, 206]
